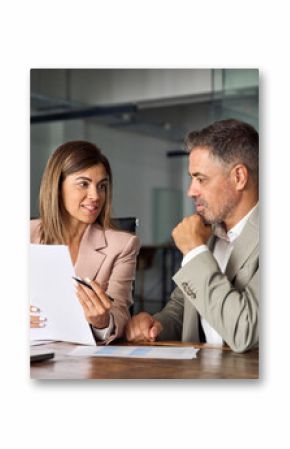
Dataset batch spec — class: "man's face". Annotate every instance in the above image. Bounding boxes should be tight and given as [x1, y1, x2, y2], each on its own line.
[187, 147, 239, 224]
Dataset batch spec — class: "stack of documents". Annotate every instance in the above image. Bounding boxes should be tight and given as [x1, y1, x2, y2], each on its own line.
[69, 345, 199, 359]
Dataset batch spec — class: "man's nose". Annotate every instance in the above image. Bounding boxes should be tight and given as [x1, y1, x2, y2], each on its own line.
[187, 179, 200, 198]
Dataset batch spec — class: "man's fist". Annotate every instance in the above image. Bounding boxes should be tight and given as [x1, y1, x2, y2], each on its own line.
[125, 312, 163, 342]
[172, 214, 212, 255]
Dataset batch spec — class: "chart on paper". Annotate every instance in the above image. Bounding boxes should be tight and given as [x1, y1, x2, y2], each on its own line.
[69, 345, 199, 359]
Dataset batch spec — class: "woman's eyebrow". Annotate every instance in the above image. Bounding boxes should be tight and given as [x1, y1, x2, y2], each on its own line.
[75, 176, 109, 183]
[75, 176, 91, 181]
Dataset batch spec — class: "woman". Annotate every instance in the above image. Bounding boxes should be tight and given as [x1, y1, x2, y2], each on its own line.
[30, 140, 140, 344]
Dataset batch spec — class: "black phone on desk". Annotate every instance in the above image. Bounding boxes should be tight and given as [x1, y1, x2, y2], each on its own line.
[30, 349, 55, 363]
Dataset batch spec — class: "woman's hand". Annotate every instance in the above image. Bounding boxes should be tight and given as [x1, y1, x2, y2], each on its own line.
[74, 279, 112, 329]
[30, 305, 47, 328]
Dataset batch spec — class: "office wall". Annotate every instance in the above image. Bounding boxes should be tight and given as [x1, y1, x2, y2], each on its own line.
[30, 122, 66, 216]
[86, 122, 183, 244]
[30, 119, 87, 215]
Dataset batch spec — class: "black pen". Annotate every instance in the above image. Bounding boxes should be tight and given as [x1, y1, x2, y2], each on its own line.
[73, 276, 93, 290]
[72, 276, 114, 302]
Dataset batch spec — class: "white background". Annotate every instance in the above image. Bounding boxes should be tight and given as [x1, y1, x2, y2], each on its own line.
[1, 1, 289, 448]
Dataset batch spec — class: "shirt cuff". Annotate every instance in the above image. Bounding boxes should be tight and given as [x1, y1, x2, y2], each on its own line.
[92, 313, 115, 341]
[181, 245, 208, 267]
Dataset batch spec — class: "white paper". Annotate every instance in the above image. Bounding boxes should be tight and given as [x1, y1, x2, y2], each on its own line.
[30, 244, 95, 345]
[30, 340, 56, 346]
[69, 345, 199, 359]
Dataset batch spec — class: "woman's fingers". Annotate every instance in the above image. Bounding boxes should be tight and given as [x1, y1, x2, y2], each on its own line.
[76, 279, 112, 311]
[75, 286, 94, 313]
[30, 305, 40, 313]
[85, 278, 112, 309]
[75, 283, 107, 315]
[30, 306, 47, 328]
[30, 315, 46, 323]
[30, 321, 46, 328]
[73, 278, 113, 329]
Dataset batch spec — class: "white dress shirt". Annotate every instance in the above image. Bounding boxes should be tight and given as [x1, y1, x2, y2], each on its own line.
[92, 313, 115, 341]
[181, 204, 258, 345]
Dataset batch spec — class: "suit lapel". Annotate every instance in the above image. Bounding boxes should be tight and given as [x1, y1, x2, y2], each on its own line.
[207, 234, 216, 251]
[74, 224, 108, 280]
[226, 206, 259, 281]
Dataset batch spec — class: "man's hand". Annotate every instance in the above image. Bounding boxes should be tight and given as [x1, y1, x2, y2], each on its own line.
[172, 214, 212, 255]
[125, 312, 163, 342]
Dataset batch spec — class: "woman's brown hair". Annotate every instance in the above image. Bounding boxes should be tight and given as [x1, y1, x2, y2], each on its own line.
[38, 141, 113, 244]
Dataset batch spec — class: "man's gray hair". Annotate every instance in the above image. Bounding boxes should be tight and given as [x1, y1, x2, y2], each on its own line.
[185, 119, 259, 184]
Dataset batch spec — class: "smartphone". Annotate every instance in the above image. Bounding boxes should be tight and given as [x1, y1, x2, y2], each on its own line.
[30, 351, 55, 363]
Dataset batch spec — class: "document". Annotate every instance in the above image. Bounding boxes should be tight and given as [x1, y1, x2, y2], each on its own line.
[30, 244, 95, 345]
[30, 340, 56, 346]
[69, 345, 199, 359]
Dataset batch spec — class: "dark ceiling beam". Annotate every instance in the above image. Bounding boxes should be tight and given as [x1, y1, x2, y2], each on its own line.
[166, 150, 188, 157]
[31, 104, 138, 124]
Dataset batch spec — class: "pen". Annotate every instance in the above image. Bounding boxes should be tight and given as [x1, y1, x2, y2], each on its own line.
[72, 276, 114, 302]
[73, 276, 93, 290]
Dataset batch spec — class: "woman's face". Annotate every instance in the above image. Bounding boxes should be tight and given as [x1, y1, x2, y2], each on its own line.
[61, 163, 109, 228]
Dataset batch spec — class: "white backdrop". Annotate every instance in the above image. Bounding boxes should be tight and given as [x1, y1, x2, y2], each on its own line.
[0, 1, 288, 448]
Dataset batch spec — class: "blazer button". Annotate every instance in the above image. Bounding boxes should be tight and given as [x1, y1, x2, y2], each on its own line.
[182, 282, 196, 299]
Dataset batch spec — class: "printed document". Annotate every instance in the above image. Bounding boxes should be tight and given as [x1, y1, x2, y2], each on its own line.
[30, 244, 95, 345]
[69, 345, 199, 359]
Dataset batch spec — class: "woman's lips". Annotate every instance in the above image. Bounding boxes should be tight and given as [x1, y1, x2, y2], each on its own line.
[81, 204, 99, 214]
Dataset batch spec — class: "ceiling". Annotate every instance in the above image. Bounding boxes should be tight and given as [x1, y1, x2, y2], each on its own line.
[31, 86, 258, 144]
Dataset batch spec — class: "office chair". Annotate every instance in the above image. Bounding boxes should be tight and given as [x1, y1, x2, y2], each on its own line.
[111, 217, 139, 234]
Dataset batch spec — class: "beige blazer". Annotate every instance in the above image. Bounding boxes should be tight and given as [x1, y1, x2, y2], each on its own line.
[154, 206, 259, 353]
[31, 220, 140, 343]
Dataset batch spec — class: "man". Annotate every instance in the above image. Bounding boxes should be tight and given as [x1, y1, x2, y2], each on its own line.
[126, 119, 259, 353]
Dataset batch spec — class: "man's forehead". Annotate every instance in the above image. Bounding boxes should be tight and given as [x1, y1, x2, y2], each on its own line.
[189, 146, 211, 159]
[188, 147, 223, 175]
[188, 147, 212, 167]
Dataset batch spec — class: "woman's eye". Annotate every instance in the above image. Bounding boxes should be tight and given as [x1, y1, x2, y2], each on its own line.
[79, 181, 89, 187]
[98, 183, 107, 191]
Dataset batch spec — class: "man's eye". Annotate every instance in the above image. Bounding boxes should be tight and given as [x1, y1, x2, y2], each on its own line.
[197, 178, 203, 184]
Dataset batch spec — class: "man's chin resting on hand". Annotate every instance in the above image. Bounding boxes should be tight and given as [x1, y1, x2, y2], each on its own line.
[125, 312, 163, 342]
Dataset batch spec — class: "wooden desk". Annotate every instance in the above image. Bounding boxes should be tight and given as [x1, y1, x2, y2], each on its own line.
[30, 342, 259, 379]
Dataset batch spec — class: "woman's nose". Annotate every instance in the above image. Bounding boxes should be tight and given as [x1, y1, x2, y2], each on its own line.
[87, 186, 99, 200]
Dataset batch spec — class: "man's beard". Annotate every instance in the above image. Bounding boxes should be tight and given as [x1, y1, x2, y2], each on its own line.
[194, 196, 238, 225]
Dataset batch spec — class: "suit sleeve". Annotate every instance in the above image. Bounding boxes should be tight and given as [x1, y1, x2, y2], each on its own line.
[154, 287, 184, 341]
[104, 235, 140, 344]
[173, 250, 259, 353]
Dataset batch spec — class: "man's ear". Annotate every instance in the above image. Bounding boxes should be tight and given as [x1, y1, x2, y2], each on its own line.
[230, 164, 249, 190]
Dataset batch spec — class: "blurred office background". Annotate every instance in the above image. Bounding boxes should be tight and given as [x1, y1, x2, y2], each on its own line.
[30, 68, 258, 314]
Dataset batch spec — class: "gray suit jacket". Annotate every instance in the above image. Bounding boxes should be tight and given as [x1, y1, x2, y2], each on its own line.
[154, 206, 259, 353]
